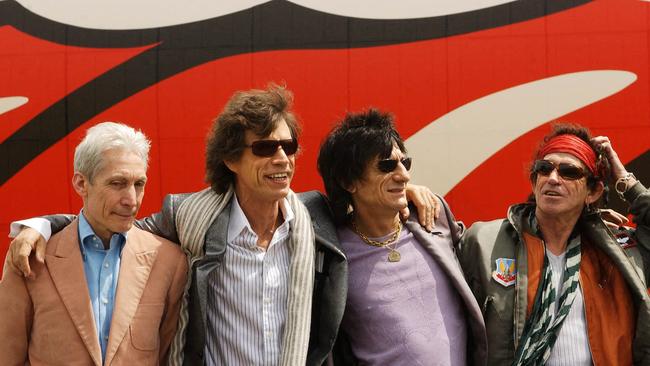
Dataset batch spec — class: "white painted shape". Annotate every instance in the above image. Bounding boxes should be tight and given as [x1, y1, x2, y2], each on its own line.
[405, 71, 637, 196]
[15, 0, 268, 30]
[290, 0, 515, 19]
[0, 96, 28, 115]
[15, 0, 518, 29]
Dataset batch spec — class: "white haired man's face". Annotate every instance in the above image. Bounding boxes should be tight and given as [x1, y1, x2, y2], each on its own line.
[73, 148, 147, 243]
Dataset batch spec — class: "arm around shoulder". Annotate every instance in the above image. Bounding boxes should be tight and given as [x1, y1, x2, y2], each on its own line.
[10, 214, 76, 240]
[136, 193, 191, 244]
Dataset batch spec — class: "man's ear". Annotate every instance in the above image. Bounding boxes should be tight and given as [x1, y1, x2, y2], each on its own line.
[224, 159, 238, 175]
[72, 172, 88, 197]
[343, 181, 357, 194]
[586, 181, 605, 205]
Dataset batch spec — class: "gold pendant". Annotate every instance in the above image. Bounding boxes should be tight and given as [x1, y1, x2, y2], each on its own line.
[388, 250, 401, 262]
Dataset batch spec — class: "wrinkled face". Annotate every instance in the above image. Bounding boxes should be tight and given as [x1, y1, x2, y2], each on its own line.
[532, 152, 602, 220]
[73, 149, 147, 242]
[226, 119, 295, 206]
[349, 145, 410, 217]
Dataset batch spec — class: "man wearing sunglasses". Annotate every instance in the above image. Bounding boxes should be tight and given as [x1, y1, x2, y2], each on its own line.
[315, 109, 487, 365]
[458, 124, 650, 365]
[6, 86, 439, 366]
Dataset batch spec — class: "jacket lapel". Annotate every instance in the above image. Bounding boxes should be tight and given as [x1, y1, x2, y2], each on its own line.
[104, 229, 158, 365]
[197, 206, 230, 327]
[299, 191, 343, 253]
[46, 220, 103, 366]
[406, 221, 469, 292]
[405, 220, 485, 324]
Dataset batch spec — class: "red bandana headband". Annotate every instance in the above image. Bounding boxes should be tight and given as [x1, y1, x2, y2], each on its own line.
[537, 134, 597, 176]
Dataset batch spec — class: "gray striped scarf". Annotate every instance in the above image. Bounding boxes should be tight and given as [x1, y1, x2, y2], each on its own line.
[513, 237, 582, 366]
[167, 186, 315, 366]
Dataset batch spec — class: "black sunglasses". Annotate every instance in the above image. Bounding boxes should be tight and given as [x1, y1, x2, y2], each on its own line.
[532, 159, 587, 180]
[377, 157, 412, 173]
[246, 138, 298, 157]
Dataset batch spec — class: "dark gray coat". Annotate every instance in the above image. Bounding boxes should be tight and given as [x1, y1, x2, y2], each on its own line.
[136, 191, 348, 366]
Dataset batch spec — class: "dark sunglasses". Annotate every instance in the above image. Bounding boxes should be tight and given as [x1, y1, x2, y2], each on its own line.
[532, 159, 587, 180]
[246, 138, 298, 157]
[377, 157, 412, 173]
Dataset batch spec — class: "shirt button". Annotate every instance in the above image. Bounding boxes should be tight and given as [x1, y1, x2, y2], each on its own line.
[102, 298, 108, 305]
[104, 262, 109, 268]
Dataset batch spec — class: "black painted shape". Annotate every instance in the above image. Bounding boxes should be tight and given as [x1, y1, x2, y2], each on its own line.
[0, 0, 590, 49]
[607, 150, 650, 215]
[1, 0, 591, 184]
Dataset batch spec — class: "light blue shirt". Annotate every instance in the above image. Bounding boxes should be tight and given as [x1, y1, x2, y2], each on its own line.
[78, 212, 126, 361]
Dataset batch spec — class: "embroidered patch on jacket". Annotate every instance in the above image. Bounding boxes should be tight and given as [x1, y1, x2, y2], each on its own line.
[492, 258, 517, 287]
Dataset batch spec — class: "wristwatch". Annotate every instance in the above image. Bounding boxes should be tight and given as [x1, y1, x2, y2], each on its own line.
[615, 172, 636, 201]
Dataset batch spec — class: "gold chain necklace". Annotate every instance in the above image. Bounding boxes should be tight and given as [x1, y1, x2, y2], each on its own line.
[351, 219, 403, 262]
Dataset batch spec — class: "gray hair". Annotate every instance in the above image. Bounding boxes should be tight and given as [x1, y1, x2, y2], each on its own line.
[74, 122, 151, 182]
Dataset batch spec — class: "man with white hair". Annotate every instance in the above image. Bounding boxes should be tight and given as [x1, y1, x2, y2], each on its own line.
[0, 122, 188, 365]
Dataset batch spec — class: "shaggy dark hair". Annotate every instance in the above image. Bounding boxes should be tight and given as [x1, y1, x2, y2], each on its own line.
[317, 109, 405, 225]
[205, 84, 301, 193]
[528, 122, 610, 206]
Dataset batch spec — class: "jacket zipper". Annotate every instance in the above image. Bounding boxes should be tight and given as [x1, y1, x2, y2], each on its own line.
[482, 295, 494, 316]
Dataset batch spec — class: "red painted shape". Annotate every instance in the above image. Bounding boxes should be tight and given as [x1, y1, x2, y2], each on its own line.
[1, 0, 649, 266]
[0, 26, 156, 142]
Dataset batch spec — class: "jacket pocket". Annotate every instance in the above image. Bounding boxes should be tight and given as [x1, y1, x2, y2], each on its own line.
[129, 303, 165, 351]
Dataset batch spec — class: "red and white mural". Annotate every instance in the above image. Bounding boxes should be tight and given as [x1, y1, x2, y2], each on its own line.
[1, 0, 649, 259]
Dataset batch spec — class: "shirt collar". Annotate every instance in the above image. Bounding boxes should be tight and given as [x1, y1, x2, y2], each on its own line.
[78, 210, 127, 256]
[227, 194, 294, 244]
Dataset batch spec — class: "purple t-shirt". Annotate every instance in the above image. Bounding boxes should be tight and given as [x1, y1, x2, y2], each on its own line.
[338, 225, 467, 366]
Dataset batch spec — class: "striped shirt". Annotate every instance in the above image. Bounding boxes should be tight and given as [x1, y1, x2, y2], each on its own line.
[546, 250, 592, 366]
[204, 195, 294, 366]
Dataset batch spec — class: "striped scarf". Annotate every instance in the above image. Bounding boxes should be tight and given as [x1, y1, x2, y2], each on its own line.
[167, 186, 315, 366]
[513, 237, 582, 366]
